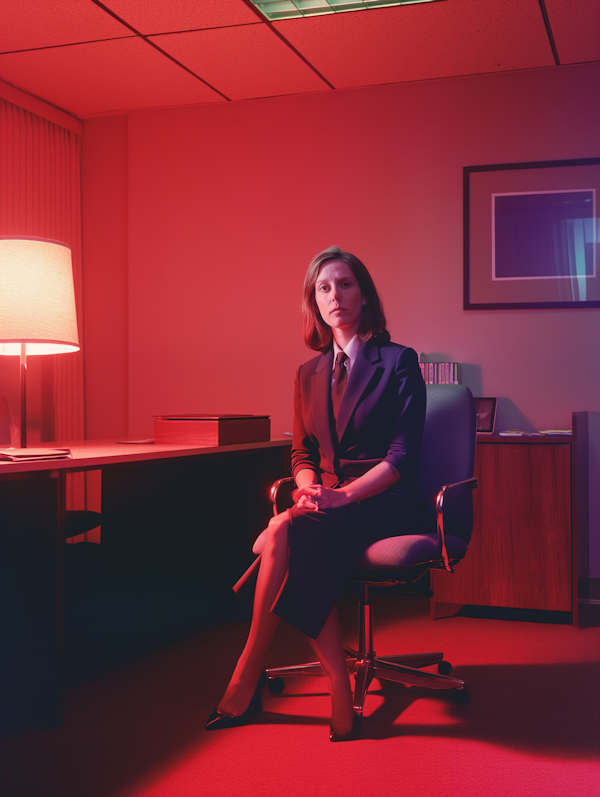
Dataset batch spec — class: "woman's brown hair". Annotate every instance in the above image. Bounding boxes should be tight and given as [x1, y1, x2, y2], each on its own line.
[302, 246, 389, 352]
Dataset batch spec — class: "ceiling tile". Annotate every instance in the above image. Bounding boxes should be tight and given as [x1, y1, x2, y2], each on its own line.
[0, 38, 224, 117]
[151, 25, 328, 101]
[101, 0, 259, 34]
[0, 0, 132, 52]
[274, 0, 555, 88]
[545, 0, 600, 64]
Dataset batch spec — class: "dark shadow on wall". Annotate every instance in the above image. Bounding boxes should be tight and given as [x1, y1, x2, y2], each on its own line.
[493, 397, 537, 434]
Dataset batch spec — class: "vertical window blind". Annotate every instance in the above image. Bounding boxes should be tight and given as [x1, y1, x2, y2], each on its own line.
[0, 97, 85, 510]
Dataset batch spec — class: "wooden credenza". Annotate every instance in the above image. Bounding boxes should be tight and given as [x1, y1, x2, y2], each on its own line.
[431, 412, 588, 626]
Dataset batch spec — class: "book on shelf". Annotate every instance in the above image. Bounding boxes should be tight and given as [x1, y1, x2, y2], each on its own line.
[418, 361, 460, 385]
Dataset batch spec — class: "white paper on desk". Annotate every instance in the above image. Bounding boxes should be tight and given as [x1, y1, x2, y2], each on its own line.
[0, 447, 72, 461]
[115, 439, 155, 444]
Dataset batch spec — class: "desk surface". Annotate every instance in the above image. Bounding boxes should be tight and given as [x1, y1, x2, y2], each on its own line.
[0, 437, 292, 475]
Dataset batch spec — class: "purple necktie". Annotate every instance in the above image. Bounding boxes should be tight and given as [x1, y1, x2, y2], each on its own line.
[332, 351, 348, 421]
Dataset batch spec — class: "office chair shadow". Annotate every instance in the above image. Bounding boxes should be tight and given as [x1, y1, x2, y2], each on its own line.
[262, 659, 599, 759]
[1, 654, 597, 797]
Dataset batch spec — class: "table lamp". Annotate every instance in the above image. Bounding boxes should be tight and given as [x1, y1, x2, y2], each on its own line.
[0, 236, 80, 447]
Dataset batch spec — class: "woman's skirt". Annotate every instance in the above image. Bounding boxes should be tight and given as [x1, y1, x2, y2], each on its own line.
[271, 485, 424, 639]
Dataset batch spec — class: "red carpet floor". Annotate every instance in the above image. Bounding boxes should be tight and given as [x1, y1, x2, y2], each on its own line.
[2, 594, 599, 797]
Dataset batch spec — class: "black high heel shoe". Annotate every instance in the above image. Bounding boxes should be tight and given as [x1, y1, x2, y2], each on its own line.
[205, 672, 268, 730]
[329, 712, 362, 742]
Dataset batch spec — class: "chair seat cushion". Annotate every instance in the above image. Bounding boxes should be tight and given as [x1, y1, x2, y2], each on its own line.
[356, 533, 467, 570]
[253, 529, 467, 571]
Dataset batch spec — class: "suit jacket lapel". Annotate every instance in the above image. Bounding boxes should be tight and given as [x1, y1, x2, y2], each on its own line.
[336, 340, 380, 442]
[312, 349, 336, 469]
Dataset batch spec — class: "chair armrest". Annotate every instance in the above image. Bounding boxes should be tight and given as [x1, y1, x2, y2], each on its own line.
[270, 476, 296, 515]
[435, 477, 478, 573]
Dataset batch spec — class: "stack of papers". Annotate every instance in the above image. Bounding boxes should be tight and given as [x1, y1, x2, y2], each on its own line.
[498, 430, 571, 437]
[0, 448, 72, 462]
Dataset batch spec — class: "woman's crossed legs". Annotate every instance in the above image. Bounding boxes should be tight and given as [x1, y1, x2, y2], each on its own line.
[217, 510, 355, 737]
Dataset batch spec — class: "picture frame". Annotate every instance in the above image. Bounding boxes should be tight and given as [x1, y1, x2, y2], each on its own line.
[474, 397, 497, 434]
[464, 157, 600, 309]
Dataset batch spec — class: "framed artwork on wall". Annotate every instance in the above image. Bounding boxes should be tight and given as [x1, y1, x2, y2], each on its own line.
[464, 157, 600, 309]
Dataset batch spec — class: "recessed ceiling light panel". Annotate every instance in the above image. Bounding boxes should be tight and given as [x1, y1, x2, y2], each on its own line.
[251, 0, 443, 22]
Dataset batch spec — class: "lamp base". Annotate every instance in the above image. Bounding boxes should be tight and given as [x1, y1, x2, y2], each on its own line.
[20, 342, 27, 448]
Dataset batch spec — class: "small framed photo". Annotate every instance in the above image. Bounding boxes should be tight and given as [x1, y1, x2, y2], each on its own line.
[474, 397, 497, 434]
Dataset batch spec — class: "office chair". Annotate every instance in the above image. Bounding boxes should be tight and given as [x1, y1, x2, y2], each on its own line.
[251, 384, 477, 713]
[0, 396, 101, 540]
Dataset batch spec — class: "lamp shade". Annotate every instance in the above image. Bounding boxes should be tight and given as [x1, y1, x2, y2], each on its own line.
[0, 237, 80, 355]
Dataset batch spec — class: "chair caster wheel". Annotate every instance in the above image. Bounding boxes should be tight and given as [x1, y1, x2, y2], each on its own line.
[438, 660, 452, 675]
[453, 687, 469, 704]
[267, 677, 285, 694]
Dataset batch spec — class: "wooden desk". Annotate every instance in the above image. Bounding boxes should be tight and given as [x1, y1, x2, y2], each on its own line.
[0, 439, 291, 727]
[431, 413, 588, 626]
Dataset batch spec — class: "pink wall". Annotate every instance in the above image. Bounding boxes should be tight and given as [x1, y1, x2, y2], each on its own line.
[81, 62, 600, 576]
[82, 114, 129, 441]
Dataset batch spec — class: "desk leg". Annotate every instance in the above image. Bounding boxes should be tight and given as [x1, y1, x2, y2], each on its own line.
[0, 472, 64, 728]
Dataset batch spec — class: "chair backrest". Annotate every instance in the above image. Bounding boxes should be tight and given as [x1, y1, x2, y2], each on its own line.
[417, 384, 476, 544]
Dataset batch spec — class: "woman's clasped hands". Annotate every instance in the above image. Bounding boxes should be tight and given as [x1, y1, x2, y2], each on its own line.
[293, 483, 350, 511]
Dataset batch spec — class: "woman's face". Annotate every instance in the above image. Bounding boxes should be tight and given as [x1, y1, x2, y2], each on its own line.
[315, 259, 366, 341]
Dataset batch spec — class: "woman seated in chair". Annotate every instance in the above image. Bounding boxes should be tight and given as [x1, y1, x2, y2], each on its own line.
[207, 246, 426, 741]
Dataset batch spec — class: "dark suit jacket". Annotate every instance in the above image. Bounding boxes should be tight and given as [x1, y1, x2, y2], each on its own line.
[291, 336, 426, 493]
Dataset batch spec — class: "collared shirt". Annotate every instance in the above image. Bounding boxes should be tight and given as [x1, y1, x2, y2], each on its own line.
[332, 334, 361, 383]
